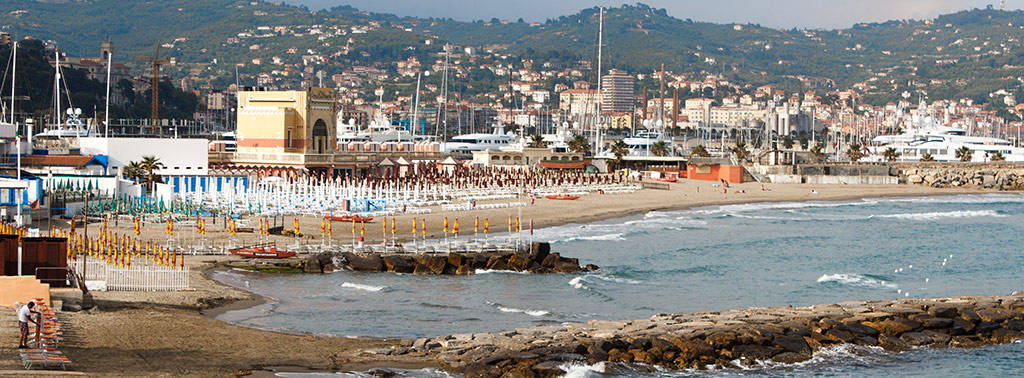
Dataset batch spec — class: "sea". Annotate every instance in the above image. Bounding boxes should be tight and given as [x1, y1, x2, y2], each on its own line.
[213, 193, 1024, 377]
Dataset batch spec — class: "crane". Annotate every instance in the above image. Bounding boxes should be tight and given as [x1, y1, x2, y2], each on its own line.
[135, 41, 169, 136]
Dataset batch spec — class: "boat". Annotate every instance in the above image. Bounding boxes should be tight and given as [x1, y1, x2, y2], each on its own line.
[323, 214, 374, 223]
[442, 123, 519, 154]
[653, 177, 678, 183]
[868, 103, 1024, 162]
[229, 244, 296, 259]
[545, 194, 580, 200]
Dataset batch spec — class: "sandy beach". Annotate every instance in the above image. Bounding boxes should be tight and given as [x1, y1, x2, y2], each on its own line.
[16, 182, 1000, 376]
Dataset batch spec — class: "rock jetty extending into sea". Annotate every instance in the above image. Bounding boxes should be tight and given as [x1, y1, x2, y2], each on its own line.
[382, 293, 1024, 377]
[301, 242, 598, 275]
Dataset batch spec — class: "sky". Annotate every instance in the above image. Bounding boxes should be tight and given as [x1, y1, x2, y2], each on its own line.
[285, 0, 1022, 29]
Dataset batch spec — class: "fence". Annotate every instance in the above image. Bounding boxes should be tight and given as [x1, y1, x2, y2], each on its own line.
[68, 259, 189, 291]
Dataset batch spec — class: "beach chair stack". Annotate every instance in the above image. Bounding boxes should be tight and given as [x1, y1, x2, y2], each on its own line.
[19, 298, 71, 371]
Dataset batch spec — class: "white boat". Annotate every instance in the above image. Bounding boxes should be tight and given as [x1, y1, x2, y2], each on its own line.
[35, 108, 92, 138]
[210, 131, 237, 152]
[337, 115, 417, 145]
[868, 113, 1024, 162]
[442, 123, 519, 154]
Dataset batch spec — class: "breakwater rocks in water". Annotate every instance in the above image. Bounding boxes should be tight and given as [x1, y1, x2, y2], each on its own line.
[899, 165, 1024, 190]
[394, 294, 1024, 377]
[302, 242, 598, 275]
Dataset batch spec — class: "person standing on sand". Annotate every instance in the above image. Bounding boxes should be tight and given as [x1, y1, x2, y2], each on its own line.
[17, 302, 38, 348]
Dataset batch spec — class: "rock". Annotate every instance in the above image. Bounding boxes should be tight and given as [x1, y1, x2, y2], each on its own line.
[771, 352, 812, 364]
[383, 256, 415, 273]
[731, 345, 783, 361]
[908, 315, 954, 329]
[950, 335, 986, 348]
[863, 319, 921, 335]
[976, 307, 1018, 323]
[508, 254, 534, 271]
[1003, 319, 1024, 331]
[414, 255, 448, 274]
[900, 330, 949, 346]
[529, 242, 551, 263]
[878, 334, 911, 352]
[772, 334, 810, 354]
[835, 323, 880, 337]
[343, 252, 384, 272]
[705, 332, 738, 348]
[486, 255, 513, 271]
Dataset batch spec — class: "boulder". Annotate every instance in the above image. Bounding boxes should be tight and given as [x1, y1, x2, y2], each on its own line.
[772, 334, 810, 354]
[343, 252, 384, 272]
[529, 242, 551, 263]
[508, 254, 534, 271]
[414, 255, 448, 274]
[383, 256, 414, 273]
[863, 319, 921, 335]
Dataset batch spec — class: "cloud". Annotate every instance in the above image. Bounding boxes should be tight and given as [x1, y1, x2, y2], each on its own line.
[288, 0, 1014, 29]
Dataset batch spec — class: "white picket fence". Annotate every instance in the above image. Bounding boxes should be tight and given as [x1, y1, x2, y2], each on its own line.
[68, 260, 190, 291]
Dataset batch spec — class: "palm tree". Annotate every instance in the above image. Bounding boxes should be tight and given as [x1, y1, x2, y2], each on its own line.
[846, 143, 863, 163]
[810, 144, 826, 163]
[882, 147, 901, 162]
[650, 141, 669, 157]
[568, 134, 590, 155]
[527, 134, 548, 148]
[138, 156, 165, 192]
[689, 144, 711, 158]
[610, 140, 628, 170]
[122, 161, 146, 182]
[954, 146, 973, 162]
[732, 141, 749, 162]
[991, 151, 1006, 161]
[920, 152, 936, 162]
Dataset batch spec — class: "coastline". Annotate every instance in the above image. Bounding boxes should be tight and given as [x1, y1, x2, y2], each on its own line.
[49, 183, 1012, 375]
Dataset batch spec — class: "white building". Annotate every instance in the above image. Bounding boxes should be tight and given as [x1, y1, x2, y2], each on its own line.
[78, 137, 210, 176]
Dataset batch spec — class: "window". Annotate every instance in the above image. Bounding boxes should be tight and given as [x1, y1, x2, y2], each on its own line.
[174, 167, 180, 170]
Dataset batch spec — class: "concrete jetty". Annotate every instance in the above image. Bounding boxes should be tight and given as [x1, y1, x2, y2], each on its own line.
[376, 293, 1024, 377]
[301, 242, 598, 274]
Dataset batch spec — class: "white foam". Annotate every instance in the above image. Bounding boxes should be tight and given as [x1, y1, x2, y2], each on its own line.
[474, 269, 529, 275]
[558, 361, 606, 378]
[817, 273, 898, 289]
[561, 233, 626, 242]
[568, 276, 588, 290]
[875, 209, 1004, 220]
[586, 274, 642, 284]
[486, 301, 550, 317]
[341, 282, 387, 292]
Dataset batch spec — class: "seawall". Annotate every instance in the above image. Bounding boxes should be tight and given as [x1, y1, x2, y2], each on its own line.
[383, 293, 1024, 377]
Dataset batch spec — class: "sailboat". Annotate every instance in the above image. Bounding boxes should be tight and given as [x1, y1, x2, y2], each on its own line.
[35, 49, 92, 139]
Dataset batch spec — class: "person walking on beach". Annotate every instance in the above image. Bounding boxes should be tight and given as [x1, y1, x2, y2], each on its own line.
[17, 302, 38, 348]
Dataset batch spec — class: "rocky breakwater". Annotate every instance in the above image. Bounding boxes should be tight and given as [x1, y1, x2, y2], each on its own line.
[301, 242, 598, 275]
[390, 294, 1024, 377]
[900, 165, 1024, 190]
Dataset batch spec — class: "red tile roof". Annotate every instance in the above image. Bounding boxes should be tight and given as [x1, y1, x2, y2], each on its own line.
[19, 155, 99, 167]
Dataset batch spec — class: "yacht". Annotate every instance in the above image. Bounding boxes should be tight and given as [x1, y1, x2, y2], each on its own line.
[599, 128, 675, 157]
[210, 131, 237, 152]
[868, 113, 1024, 162]
[35, 108, 92, 138]
[442, 123, 519, 154]
[336, 115, 416, 145]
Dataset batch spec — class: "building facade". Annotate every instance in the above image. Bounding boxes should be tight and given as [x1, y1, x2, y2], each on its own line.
[601, 69, 635, 113]
[236, 88, 338, 155]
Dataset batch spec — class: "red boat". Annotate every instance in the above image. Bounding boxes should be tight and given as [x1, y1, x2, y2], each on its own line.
[229, 244, 297, 259]
[545, 194, 580, 200]
[653, 177, 678, 183]
[323, 214, 374, 223]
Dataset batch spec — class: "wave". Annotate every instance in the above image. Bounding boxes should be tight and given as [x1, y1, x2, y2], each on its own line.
[558, 361, 607, 378]
[584, 274, 642, 284]
[562, 233, 626, 242]
[474, 269, 530, 275]
[568, 276, 589, 290]
[817, 273, 897, 289]
[874, 209, 1005, 220]
[341, 282, 387, 292]
[485, 301, 550, 317]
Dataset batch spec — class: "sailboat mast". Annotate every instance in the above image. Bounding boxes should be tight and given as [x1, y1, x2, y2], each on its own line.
[595, 6, 604, 154]
[55, 49, 61, 131]
[10, 40, 15, 126]
[105, 49, 112, 138]
[412, 71, 421, 138]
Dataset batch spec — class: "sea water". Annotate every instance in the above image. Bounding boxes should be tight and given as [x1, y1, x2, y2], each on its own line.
[213, 193, 1024, 376]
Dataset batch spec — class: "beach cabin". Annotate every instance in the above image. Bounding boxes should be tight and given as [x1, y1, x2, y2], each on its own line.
[685, 158, 747, 184]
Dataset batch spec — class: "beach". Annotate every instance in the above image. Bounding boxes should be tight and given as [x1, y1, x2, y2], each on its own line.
[36, 182, 998, 376]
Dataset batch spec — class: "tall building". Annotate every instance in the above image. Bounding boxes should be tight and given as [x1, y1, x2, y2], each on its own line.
[601, 69, 635, 113]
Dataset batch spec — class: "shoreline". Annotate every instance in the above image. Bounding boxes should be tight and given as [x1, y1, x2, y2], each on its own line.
[48, 184, 1015, 375]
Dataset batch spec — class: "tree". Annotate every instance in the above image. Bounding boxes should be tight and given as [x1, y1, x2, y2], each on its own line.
[650, 141, 669, 157]
[527, 134, 549, 148]
[610, 140, 628, 169]
[568, 134, 591, 155]
[732, 140, 749, 161]
[122, 161, 146, 182]
[921, 152, 936, 162]
[138, 156, 165, 192]
[991, 151, 1006, 161]
[689, 144, 710, 158]
[882, 147, 901, 162]
[810, 144, 826, 163]
[846, 143, 863, 163]
[955, 146, 973, 162]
